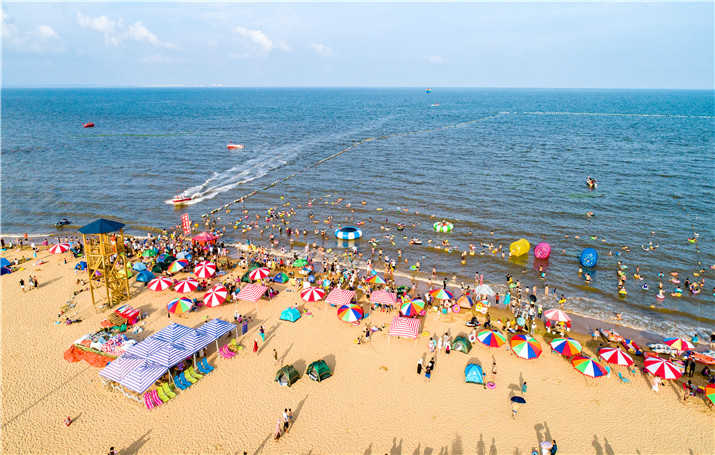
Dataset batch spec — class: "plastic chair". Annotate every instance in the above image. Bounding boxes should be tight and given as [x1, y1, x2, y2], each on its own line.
[173, 375, 187, 390]
[151, 389, 163, 407]
[162, 382, 177, 398]
[200, 358, 214, 373]
[156, 387, 170, 403]
[144, 392, 156, 410]
[187, 366, 203, 380]
[618, 372, 631, 384]
[181, 371, 197, 385]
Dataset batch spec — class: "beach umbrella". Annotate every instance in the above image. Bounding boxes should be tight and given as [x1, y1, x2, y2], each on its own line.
[248, 267, 270, 281]
[168, 259, 189, 273]
[307, 274, 316, 283]
[477, 330, 507, 348]
[705, 384, 715, 405]
[400, 299, 425, 317]
[644, 357, 682, 380]
[549, 338, 582, 357]
[366, 274, 386, 284]
[598, 347, 634, 366]
[529, 294, 537, 303]
[572, 356, 609, 378]
[663, 337, 695, 352]
[136, 270, 155, 283]
[194, 261, 217, 278]
[273, 272, 289, 283]
[516, 316, 526, 327]
[429, 289, 454, 300]
[301, 287, 326, 302]
[510, 396, 526, 404]
[174, 278, 199, 293]
[167, 297, 193, 314]
[49, 243, 70, 254]
[510, 334, 542, 359]
[176, 251, 192, 260]
[293, 258, 307, 267]
[203, 284, 228, 308]
[148, 276, 173, 291]
[473, 284, 495, 296]
[142, 248, 158, 257]
[544, 309, 571, 322]
[337, 304, 364, 322]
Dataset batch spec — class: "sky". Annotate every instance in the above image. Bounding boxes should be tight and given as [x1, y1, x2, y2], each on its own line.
[2, 1, 713, 89]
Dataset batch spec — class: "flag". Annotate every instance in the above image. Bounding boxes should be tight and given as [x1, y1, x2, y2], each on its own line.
[181, 213, 191, 236]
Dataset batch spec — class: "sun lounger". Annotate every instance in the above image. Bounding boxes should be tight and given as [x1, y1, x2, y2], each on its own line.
[228, 338, 240, 352]
[156, 387, 170, 403]
[162, 382, 177, 398]
[200, 358, 214, 373]
[144, 392, 156, 410]
[151, 389, 164, 406]
[181, 371, 197, 385]
[219, 345, 235, 359]
[617, 372, 631, 384]
[187, 366, 203, 380]
[173, 375, 187, 390]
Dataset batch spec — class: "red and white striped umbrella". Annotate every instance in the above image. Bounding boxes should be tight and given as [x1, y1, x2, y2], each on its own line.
[148, 276, 174, 291]
[644, 356, 682, 380]
[598, 347, 634, 366]
[174, 278, 199, 294]
[544, 309, 571, 322]
[248, 267, 270, 281]
[49, 243, 70, 254]
[203, 284, 228, 307]
[300, 287, 326, 302]
[663, 337, 695, 352]
[194, 261, 217, 279]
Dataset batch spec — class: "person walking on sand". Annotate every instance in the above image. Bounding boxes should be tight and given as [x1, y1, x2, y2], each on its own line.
[521, 381, 527, 395]
[34, 276, 39, 289]
[492, 362, 498, 376]
[273, 419, 282, 440]
[283, 409, 290, 433]
[260, 325, 265, 342]
[253, 339, 259, 353]
[273, 349, 278, 365]
[19, 279, 25, 293]
[417, 358, 423, 375]
[511, 402, 520, 419]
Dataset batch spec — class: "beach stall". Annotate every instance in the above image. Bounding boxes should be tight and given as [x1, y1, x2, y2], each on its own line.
[275, 365, 301, 387]
[237, 284, 269, 311]
[326, 288, 356, 312]
[387, 316, 420, 347]
[306, 360, 332, 382]
[371, 290, 397, 312]
[192, 231, 218, 246]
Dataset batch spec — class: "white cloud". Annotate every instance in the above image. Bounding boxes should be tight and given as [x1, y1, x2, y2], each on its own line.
[2, 6, 63, 53]
[427, 56, 444, 64]
[231, 26, 290, 58]
[208, 40, 218, 48]
[142, 54, 185, 64]
[310, 43, 335, 57]
[36, 25, 59, 39]
[76, 12, 181, 50]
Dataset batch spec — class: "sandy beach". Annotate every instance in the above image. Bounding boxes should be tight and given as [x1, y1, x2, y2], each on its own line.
[1, 242, 714, 455]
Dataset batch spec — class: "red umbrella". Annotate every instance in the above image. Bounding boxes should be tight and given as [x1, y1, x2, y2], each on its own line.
[598, 347, 634, 366]
[174, 278, 199, 294]
[148, 276, 173, 291]
[644, 356, 682, 380]
[49, 243, 70, 254]
[663, 337, 694, 352]
[248, 267, 270, 281]
[300, 287, 326, 302]
[203, 284, 227, 307]
[194, 261, 217, 279]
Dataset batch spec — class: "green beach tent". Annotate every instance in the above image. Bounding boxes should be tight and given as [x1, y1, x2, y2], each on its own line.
[306, 360, 332, 382]
[275, 365, 301, 387]
[452, 336, 472, 354]
[280, 307, 301, 323]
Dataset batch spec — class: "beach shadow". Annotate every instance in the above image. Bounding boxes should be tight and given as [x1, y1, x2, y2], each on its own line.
[592, 434, 604, 455]
[477, 433, 486, 455]
[507, 382, 520, 397]
[251, 434, 271, 455]
[412, 443, 421, 455]
[70, 412, 83, 425]
[291, 394, 309, 430]
[323, 354, 336, 374]
[120, 430, 151, 455]
[389, 437, 403, 455]
[363, 443, 372, 455]
[293, 358, 307, 375]
[38, 276, 62, 288]
[452, 433, 463, 454]
[604, 437, 614, 455]
[278, 343, 294, 366]
[489, 438, 497, 455]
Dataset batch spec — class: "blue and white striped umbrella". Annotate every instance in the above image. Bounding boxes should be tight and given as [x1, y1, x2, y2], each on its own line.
[196, 318, 237, 342]
[99, 354, 145, 382]
[153, 323, 193, 344]
[126, 337, 169, 358]
[119, 360, 169, 393]
[174, 330, 213, 354]
[146, 345, 192, 368]
[335, 227, 362, 240]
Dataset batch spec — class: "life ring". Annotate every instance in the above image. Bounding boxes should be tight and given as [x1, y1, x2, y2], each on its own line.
[671, 292, 681, 297]
[671, 279, 680, 284]
[670, 272, 678, 277]
[452, 305, 460, 313]
[656, 294, 665, 300]
[487, 381, 496, 389]
[476, 302, 483, 310]
[468, 333, 477, 343]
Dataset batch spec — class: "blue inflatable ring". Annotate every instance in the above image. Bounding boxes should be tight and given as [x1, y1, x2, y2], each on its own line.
[335, 226, 362, 240]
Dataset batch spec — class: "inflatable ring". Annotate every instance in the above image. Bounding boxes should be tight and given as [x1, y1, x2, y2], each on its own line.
[487, 381, 496, 389]
[452, 305, 460, 313]
[335, 226, 362, 240]
[433, 221, 454, 233]
[476, 302, 483, 310]
[468, 333, 477, 343]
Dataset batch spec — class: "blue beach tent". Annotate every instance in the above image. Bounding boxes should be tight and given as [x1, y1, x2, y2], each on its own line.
[132, 262, 148, 272]
[280, 307, 301, 323]
[465, 363, 484, 384]
[136, 270, 155, 283]
[0, 258, 10, 268]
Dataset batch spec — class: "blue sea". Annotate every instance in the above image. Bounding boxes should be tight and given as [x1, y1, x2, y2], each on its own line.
[2, 88, 713, 337]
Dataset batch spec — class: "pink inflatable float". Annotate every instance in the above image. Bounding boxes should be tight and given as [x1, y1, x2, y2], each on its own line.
[534, 242, 551, 259]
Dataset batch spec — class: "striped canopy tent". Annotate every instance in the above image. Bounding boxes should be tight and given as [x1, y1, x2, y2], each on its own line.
[388, 317, 421, 347]
[237, 284, 269, 311]
[146, 344, 193, 368]
[197, 318, 238, 352]
[153, 323, 193, 344]
[119, 360, 169, 394]
[99, 354, 146, 383]
[326, 289, 356, 306]
[370, 290, 397, 306]
[174, 330, 213, 355]
[126, 337, 170, 358]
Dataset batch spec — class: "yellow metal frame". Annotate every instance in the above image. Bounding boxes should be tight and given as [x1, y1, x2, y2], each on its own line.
[82, 228, 131, 312]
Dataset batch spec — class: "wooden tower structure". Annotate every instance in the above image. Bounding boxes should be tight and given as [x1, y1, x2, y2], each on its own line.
[78, 218, 131, 313]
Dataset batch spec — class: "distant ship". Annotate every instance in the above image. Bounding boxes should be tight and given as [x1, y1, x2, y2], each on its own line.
[227, 143, 244, 150]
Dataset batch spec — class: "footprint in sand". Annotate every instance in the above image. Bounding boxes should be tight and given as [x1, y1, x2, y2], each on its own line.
[380, 366, 389, 371]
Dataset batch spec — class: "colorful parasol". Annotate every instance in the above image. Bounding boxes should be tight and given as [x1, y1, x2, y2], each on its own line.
[49, 243, 70, 254]
[705, 384, 715, 405]
[273, 272, 289, 283]
[644, 357, 683, 380]
[174, 278, 199, 294]
[400, 299, 425, 317]
[543, 309, 571, 322]
[248, 267, 270, 281]
[203, 284, 227, 307]
[167, 297, 193, 314]
[510, 334, 542, 359]
[300, 287, 326, 302]
[549, 338, 582, 357]
[366, 274, 386, 284]
[148, 276, 173, 291]
[429, 288, 454, 300]
[194, 261, 217, 279]
[292, 258, 307, 267]
[168, 259, 189, 273]
[477, 330, 507, 348]
[572, 356, 609, 378]
[598, 347, 634, 366]
[337, 304, 364, 322]
[663, 337, 695, 352]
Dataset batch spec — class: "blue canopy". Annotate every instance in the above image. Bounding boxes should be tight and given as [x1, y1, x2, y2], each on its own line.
[119, 360, 168, 394]
[136, 270, 155, 282]
[465, 363, 484, 384]
[197, 318, 236, 342]
[0, 258, 10, 268]
[280, 307, 301, 323]
[153, 323, 192, 344]
[146, 344, 192, 368]
[1, 266, 11, 275]
[174, 330, 212, 354]
[78, 218, 125, 234]
[99, 354, 146, 383]
[126, 337, 169, 358]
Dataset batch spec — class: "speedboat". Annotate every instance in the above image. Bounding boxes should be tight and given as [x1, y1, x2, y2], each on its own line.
[172, 194, 192, 205]
[227, 143, 244, 150]
[55, 218, 72, 228]
[83, 122, 94, 128]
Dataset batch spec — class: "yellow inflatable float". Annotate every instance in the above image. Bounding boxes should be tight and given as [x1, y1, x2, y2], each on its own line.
[509, 239, 531, 257]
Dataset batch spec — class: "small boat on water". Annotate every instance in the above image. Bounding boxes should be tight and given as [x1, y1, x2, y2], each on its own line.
[172, 194, 192, 205]
[227, 143, 244, 150]
[55, 218, 72, 228]
[83, 122, 94, 128]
